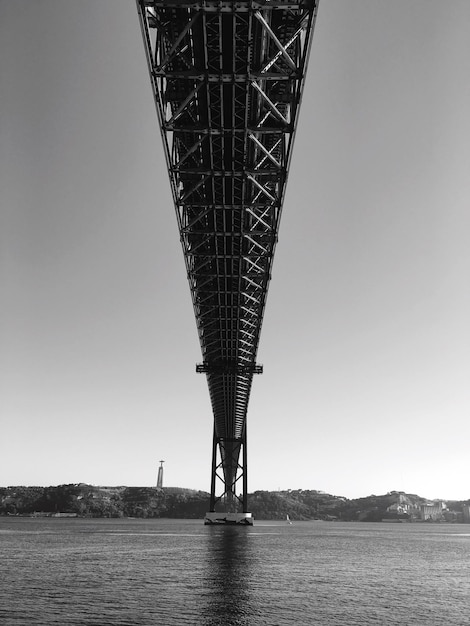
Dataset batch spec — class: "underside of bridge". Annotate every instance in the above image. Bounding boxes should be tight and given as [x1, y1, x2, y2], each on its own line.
[136, 0, 318, 522]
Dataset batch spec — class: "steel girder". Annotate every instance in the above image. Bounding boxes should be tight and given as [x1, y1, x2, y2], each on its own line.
[136, 0, 318, 509]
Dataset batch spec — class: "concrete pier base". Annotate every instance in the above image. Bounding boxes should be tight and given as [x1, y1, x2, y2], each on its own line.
[204, 512, 253, 525]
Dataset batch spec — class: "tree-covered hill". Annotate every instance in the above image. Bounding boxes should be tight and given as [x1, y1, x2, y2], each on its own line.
[0, 485, 210, 519]
[1, 485, 468, 521]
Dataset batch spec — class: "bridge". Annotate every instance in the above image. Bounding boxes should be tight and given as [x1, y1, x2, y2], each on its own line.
[136, 0, 319, 524]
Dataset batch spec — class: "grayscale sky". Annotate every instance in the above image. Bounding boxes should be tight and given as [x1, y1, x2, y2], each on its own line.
[1, 0, 469, 500]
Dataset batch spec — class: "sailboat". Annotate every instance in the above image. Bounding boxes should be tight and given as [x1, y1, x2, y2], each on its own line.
[286, 514, 293, 525]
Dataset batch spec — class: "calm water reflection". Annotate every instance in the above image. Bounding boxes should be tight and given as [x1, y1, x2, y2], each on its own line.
[201, 526, 252, 626]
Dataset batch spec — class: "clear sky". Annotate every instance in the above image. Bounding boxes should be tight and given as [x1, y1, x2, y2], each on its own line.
[1, 0, 469, 500]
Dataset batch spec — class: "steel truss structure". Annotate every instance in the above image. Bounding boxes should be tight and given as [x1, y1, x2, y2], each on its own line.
[136, 0, 318, 513]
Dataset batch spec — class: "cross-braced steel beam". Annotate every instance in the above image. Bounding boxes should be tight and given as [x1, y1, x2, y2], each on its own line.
[136, 0, 319, 513]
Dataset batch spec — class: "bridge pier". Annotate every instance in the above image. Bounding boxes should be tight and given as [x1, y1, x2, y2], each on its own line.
[205, 423, 253, 525]
[204, 512, 253, 526]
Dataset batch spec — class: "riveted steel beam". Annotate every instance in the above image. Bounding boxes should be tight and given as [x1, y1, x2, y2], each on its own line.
[136, 0, 319, 514]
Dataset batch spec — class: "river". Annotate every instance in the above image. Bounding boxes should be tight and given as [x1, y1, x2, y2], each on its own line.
[2, 517, 470, 624]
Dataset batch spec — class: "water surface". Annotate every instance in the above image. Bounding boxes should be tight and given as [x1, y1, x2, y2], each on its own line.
[2, 517, 470, 624]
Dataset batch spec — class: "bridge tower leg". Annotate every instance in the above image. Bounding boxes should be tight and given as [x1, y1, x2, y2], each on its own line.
[209, 428, 218, 512]
[242, 422, 248, 514]
[205, 423, 252, 525]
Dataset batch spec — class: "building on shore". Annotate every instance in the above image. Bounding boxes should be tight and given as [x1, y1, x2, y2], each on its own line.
[420, 501, 446, 521]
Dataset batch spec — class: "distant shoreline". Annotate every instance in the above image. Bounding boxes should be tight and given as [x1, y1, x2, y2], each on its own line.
[1, 485, 469, 522]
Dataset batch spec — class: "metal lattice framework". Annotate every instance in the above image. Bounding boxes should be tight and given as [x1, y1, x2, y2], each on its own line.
[136, 0, 318, 512]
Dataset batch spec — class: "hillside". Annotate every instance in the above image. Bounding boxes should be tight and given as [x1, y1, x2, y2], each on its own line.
[1, 485, 469, 521]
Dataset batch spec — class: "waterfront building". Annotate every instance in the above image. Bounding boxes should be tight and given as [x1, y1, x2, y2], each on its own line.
[420, 501, 446, 521]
